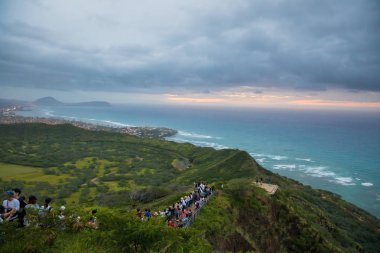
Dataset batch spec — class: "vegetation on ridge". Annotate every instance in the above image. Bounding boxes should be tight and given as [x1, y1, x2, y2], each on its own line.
[0, 123, 379, 252]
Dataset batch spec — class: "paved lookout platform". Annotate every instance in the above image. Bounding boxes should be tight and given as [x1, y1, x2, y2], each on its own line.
[253, 182, 279, 195]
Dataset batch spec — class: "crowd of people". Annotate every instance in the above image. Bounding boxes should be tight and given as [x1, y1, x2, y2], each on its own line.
[136, 182, 215, 228]
[0, 188, 98, 229]
[1, 183, 215, 229]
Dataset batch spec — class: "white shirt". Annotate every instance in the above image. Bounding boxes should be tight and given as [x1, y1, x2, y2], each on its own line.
[2, 198, 20, 211]
[25, 204, 40, 210]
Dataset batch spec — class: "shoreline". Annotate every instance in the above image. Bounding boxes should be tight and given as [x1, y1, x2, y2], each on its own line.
[0, 115, 177, 139]
[2, 106, 379, 218]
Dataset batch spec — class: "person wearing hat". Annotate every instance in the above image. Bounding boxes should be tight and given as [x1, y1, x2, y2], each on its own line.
[2, 190, 20, 221]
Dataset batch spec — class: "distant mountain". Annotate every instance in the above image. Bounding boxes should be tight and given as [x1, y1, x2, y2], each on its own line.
[33, 97, 111, 107]
[33, 96, 63, 106]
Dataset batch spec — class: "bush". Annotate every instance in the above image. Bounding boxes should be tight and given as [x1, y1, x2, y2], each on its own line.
[129, 187, 170, 203]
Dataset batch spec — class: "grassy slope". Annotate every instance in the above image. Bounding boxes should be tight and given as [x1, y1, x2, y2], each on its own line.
[0, 162, 41, 178]
[0, 123, 379, 253]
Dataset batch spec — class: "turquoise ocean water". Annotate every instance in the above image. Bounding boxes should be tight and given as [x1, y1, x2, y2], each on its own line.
[17, 104, 380, 217]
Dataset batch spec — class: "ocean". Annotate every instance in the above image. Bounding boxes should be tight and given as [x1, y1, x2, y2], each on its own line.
[17, 104, 380, 217]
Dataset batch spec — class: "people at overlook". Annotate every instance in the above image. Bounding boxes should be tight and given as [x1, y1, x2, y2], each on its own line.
[163, 182, 214, 228]
[1, 182, 214, 229]
[132, 182, 214, 228]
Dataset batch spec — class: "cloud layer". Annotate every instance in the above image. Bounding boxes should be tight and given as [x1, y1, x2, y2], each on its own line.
[1, 0, 379, 93]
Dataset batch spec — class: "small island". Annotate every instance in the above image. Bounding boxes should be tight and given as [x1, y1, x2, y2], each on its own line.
[33, 96, 112, 107]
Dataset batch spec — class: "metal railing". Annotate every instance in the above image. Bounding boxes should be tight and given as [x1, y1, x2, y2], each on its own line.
[183, 191, 216, 227]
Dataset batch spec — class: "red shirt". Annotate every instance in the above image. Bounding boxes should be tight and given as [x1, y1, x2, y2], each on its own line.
[168, 220, 176, 227]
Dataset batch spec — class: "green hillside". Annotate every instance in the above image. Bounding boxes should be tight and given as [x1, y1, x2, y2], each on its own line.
[0, 123, 379, 252]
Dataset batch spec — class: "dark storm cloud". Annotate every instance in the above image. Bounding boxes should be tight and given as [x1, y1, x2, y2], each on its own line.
[0, 0, 379, 92]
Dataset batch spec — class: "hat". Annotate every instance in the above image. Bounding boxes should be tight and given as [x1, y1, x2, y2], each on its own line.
[60, 206, 66, 211]
[6, 190, 14, 196]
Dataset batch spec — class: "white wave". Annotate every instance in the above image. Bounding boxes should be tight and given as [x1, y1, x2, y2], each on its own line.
[250, 153, 266, 157]
[333, 177, 356, 186]
[255, 158, 266, 163]
[250, 153, 288, 160]
[177, 130, 221, 139]
[355, 178, 361, 181]
[168, 137, 228, 150]
[251, 154, 359, 187]
[269, 155, 288, 161]
[40, 110, 134, 128]
[42, 111, 79, 121]
[301, 166, 336, 178]
[61, 115, 78, 120]
[273, 164, 296, 171]
[100, 120, 131, 127]
[296, 158, 313, 162]
[70, 117, 134, 127]
[44, 111, 54, 116]
[361, 182, 374, 187]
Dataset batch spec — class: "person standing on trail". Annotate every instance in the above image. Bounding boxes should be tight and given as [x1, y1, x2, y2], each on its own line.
[175, 206, 180, 220]
[182, 214, 189, 227]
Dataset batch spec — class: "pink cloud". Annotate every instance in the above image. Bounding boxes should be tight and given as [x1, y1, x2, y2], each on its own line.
[290, 99, 380, 108]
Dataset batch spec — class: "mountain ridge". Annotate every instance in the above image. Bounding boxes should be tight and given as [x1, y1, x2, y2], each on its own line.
[33, 96, 111, 107]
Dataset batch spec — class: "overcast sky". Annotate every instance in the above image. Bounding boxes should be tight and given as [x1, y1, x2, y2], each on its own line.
[1, 0, 379, 108]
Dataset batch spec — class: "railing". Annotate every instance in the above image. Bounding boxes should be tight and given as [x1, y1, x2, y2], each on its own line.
[184, 191, 217, 227]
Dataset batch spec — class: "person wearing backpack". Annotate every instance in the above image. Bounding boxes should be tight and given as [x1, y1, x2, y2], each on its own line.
[0, 204, 5, 223]
[2, 190, 20, 221]
[13, 188, 26, 227]
[39, 197, 53, 218]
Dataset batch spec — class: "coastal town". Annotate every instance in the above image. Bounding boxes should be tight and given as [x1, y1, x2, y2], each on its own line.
[0, 105, 177, 139]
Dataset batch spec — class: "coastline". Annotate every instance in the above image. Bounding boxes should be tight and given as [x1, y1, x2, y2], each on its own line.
[2, 105, 380, 218]
[0, 115, 177, 139]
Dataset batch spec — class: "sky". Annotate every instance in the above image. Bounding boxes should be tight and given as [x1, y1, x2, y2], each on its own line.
[0, 0, 380, 109]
